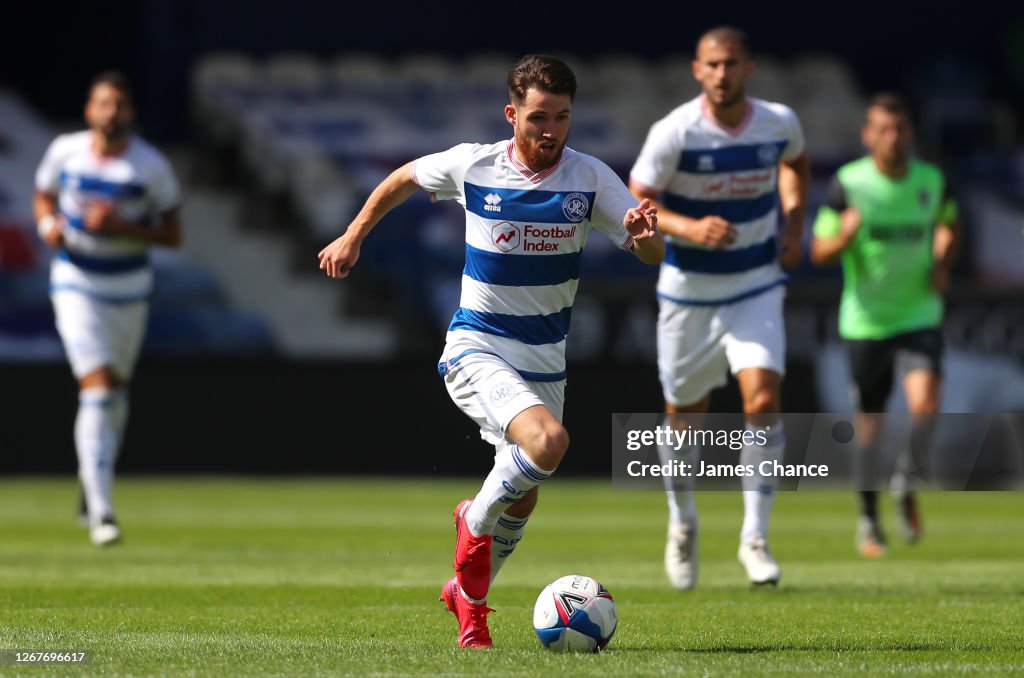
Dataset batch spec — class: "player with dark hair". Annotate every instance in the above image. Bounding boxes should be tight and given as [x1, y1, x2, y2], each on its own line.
[629, 25, 810, 589]
[34, 71, 183, 546]
[811, 91, 959, 558]
[318, 54, 663, 648]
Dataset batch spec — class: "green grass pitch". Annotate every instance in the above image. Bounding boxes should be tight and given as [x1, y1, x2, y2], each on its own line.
[1, 476, 1022, 676]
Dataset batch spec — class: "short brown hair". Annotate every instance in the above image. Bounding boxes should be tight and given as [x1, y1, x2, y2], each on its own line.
[89, 71, 134, 103]
[507, 54, 577, 105]
[696, 26, 751, 58]
[867, 91, 911, 117]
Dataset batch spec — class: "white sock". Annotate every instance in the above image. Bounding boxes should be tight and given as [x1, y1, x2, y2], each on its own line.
[76, 388, 126, 523]
[490, 513, 529, 583]
[740, 422, 784, 543]
[657, 437, 698, 526]
[466, 443, 552, 537]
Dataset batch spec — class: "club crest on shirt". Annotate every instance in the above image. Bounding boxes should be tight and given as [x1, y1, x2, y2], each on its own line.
[758, 144, 779, 166]
[919, 190, 931, 207]
[562, 192, 589, 223]
[492, 222, 521, 252]
[489, 382, 516, 407]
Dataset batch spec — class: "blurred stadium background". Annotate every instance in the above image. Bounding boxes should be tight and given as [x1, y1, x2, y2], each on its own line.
[1, 1, 1022, 478]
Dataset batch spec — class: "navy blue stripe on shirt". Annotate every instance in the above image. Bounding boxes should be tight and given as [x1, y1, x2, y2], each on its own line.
[663, 191, 777, 224]
[436, 348, 567, 382]
[664, 238, 777, 274]
[448, 306, 572, 345]
[60, 171, 146, 198]
[677, 140, 788, 174]
[657, 278, 786, 306]
[464, 182, 594, 223]
[49, 282, 150, 304]
[57, 248, 149, 273]
[463, 244, 580, 287]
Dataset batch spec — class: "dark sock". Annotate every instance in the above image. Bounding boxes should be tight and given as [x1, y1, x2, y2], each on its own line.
[859, 490, 879, 522]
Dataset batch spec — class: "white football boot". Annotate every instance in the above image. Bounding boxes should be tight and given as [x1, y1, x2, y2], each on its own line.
[665, 520, 699, 590]
[738, 536, 781, 586]
[90, 516, 122, 547]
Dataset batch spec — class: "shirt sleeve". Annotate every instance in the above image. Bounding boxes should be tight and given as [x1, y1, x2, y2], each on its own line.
[938, 173, 959, 224]
[149, 155, 182, 213]
[812, 175, 848, 238]
[592, 161, 637, 250]
[628, 116, 678, 193]
[779, 105, 806, 161]
[34, 136, 65, 194]
[412, 143, 474, 202]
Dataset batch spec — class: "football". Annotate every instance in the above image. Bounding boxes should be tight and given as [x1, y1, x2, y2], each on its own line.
[532, 574, 618, 652]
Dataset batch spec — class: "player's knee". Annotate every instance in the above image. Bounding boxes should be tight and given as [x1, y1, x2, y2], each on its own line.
[744, 389, 779, 415]
[529, 424, 569, 470]
[79, 367, 124, 391]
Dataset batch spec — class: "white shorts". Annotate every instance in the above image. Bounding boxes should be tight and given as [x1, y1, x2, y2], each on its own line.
[439, 349, 565, 449]
[657, 285, 785, 407]
[52, 290, 148, 380]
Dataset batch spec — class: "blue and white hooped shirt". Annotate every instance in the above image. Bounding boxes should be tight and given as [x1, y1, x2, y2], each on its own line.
[416, 140, 637, 382]
[630, 95, 804, 306]
[35, 131, 181, 303]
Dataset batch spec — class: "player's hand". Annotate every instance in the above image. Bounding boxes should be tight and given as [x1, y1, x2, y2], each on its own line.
[38, 215, 65, 247]
[839, 207, 861, 242]
[777, 229, 803, 270]
[689, 215, 736, 248]
[318, 232, 361, 279]
[83, 201, 119, 233]
[931, 265, 951, 295]
[624, 198, 658, 240]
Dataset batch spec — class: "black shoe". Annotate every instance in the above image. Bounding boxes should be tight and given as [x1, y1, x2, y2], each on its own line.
[77, 490, 89, 529]
[896, 492, 922, 544]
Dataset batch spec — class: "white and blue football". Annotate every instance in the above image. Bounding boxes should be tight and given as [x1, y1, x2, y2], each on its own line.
[532, 574, 617, 652]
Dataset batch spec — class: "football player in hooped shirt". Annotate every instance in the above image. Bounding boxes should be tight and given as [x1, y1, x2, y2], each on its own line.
[318, 54, 663, 648]
[629, 26, 809, 591]
[34, 71, 182, 548]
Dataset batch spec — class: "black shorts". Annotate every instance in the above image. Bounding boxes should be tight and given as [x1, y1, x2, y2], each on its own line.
[846, 328, 943, 411]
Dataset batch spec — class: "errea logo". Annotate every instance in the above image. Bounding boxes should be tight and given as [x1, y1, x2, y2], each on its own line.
[492, 222, 521, 252]
[484, 193, 502, 213]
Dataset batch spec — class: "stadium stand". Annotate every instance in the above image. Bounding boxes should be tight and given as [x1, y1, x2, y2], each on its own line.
[182, 48, 1023, 362]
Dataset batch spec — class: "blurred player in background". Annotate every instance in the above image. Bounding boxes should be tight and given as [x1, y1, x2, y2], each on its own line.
[628, 26, 809, 589]
[34, 71, 183, 546]
[319, 54, 663, 648]
[811, 91, 959, 558]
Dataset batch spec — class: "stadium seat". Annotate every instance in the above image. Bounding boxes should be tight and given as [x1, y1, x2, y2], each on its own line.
[746, 55, 795, 105]
[330, 52, 393, 99]
[287, 152, 359, 239]
[265, 51, 330, 95]
[191, 50, 264, 146]
[591, 53, 659, 100]
[789, 52, 862, 104]
[459, 51, 517, 103]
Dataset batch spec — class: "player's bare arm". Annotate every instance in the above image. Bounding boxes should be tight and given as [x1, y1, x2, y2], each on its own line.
[811, 207, 860, 265]
[629, 181, 736, 247]
[625, 198, 665, 264]
[777, 152, 809, 270]
[82, 203, 182, 247]
[33, 190, 64, 247]
[318, 161, 420, 279]
[930, 218, 961, 295]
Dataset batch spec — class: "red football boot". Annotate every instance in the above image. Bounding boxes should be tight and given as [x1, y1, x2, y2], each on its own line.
[452, 498, 491, 601]
[440, 577, 494, 648]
